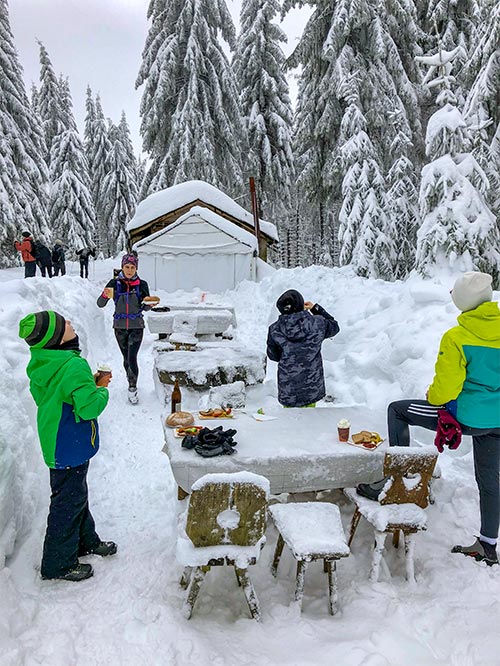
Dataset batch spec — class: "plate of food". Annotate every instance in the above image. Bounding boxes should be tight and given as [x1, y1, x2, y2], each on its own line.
[347, 431, 385, 450]
[142, 295, 161, 306]
[174, 425, 204, 438]
[198, 407, 234, 419]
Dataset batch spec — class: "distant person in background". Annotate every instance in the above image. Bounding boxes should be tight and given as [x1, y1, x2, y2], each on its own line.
[77, 246, 95, 278]
[34, 240, 53, 278]
[267, 289, 340, 407]
[96, 253, 153, 404]
[52, 240, 66, 276]
[19, 310, 116, 582]
[14, 231, 37, 278]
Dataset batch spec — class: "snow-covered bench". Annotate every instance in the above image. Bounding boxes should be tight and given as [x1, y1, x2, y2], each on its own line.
[269, 502, 350, 615]
[146, 308, 234, 337]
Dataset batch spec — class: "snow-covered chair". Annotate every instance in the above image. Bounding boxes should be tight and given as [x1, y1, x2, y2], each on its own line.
[176, 472, 270, 621]
[169, 312, 198, 350]
[344, 446, 437, 583]
[269, 502, 350, 615]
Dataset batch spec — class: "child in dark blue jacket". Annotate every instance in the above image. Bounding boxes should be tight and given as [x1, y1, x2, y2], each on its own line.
[267, 289, 340, 407]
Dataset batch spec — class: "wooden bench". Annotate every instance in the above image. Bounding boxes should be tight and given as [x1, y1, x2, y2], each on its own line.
[269, 502, 350, 615]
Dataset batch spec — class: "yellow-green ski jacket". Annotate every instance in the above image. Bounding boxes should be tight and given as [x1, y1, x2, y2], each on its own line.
[428, 301, 500, 428]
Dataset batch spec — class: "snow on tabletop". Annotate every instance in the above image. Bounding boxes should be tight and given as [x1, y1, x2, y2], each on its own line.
[344, 489, 429, 531]
[269, 502, 349, 558]
[127, 180, 278, 240]
[191, 471, 270, 496]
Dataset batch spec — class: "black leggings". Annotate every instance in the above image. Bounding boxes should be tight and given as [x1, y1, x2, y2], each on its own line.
[388, 400, 500, 539]
[114, 328, 144, 388]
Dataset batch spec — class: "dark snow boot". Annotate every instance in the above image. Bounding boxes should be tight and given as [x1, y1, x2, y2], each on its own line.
[451, 538, 498, 566]
[356, 477, 389, 501]
[42, 562, 94, 582]
[128, 387, 138, 405]
[80, 540, 118, 557]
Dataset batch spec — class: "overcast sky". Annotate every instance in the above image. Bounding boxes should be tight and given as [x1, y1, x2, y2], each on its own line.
[10, 0, 310, 156]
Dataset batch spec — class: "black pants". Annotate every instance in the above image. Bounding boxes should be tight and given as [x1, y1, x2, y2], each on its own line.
[41, 461, 100, 578]
[38, 262, 53, 278]
[388, 400, 500, 539]
[24, 261, 36, 278]
[114, 328, 144, 388]
[80, 258, 89, 278]
[53, 262, 66, 276]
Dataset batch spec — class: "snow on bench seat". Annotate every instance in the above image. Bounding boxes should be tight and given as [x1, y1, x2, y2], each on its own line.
[343, 488, 428, 532]
[269, 502, 349, 560]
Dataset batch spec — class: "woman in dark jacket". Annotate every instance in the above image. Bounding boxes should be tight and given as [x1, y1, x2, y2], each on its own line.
[97, 253, 152, 404]
[267, 289, 340, 407]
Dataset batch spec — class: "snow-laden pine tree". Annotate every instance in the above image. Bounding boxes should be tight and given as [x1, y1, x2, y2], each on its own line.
[37, 41, 65, 164]
[416, 45, 500, 282]
[100, 115, 139, 256]
[136, 0, 243, 197]
[285, 0, 339, 265]
[84, 87, 96, 173]
[286, 0, 422, 270]
[88, 96, 112, 250]
[386, 113, 420, 279]
[462, 2, 500, 220]
[337, 104, 394, 279]
[0, 0, 49, 264]
[233, 0, 294, 246]
[48, 81, 96, 251]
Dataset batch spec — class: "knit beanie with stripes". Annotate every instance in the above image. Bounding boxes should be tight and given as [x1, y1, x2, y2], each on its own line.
[19, 311, 66, 349]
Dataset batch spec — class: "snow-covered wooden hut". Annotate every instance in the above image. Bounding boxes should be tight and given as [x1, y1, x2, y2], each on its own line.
[127, 181, 277, 293]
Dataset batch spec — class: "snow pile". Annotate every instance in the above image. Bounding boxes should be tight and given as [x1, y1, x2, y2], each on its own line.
[1, 263, 500, 665]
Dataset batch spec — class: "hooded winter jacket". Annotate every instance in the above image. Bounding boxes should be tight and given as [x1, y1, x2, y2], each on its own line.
[26, 349, 109, 468]
[427, 301, 500, 428]
[267, 304, 340, 407]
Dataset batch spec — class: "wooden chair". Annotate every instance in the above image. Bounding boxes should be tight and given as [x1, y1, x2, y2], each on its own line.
[176, 472, 270, 621]
[269, 502, 350, 614]
[344, 446, 437, 583]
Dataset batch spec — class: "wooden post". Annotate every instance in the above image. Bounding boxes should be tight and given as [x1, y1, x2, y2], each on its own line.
[249, 177, 262, 258]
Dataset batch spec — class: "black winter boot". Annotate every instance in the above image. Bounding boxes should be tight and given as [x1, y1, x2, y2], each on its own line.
[80, 540, 118, 557]
[451, 538, 498, 566]
[42, 562, 94, 582]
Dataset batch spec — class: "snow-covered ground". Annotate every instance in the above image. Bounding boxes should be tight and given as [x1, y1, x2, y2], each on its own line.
[1, 260, 499, 666]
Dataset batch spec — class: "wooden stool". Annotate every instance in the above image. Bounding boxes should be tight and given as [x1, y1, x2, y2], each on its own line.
[269, 502, 349, 615]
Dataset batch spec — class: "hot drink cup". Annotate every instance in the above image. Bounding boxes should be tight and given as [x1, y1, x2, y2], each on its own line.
[338, 427, 350, 442]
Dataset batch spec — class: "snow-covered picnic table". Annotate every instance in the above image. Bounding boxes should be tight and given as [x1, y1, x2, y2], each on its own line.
[162, 407, 388, 497]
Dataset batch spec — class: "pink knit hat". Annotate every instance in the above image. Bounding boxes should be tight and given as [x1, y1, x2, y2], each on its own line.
[121, 253, 138, 268]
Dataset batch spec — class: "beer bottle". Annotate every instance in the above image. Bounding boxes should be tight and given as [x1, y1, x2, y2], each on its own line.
[171, 378, 182, 413]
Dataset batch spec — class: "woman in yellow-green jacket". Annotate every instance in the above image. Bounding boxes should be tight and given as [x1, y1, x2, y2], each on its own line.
[357, 272, 500, 566]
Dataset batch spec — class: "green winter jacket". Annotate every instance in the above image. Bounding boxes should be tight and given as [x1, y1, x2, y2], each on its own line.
[427, 301, 500, 428]
[26, 348, 109, 468]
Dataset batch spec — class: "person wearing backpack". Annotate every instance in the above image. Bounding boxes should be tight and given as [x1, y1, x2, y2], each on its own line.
[77, 246, 96, 278]
[34, 241, 53, 278]
[52, 240, 66, 276]
[96, 253, 153, 404]
[14, 231, 37, 278]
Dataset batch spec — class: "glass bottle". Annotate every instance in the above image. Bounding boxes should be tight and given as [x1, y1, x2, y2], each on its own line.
[171, 378, 182, 413]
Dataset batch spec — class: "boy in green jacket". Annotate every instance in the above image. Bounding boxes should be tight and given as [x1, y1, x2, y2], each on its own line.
[20, 310, 117, 581]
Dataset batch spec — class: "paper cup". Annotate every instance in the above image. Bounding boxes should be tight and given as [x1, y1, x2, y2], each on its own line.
[338, 427, 350, 442]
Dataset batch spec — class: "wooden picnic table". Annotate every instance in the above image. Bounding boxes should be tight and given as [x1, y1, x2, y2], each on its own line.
[162, 407, 388, 499]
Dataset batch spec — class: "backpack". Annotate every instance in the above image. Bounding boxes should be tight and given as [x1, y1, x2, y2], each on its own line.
[29, 240, 38, 260]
